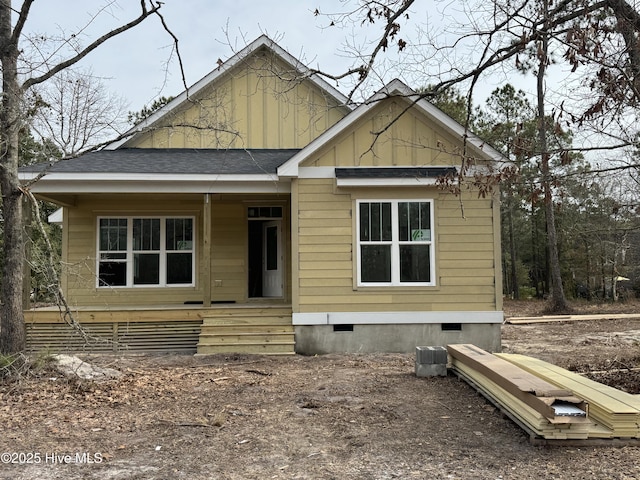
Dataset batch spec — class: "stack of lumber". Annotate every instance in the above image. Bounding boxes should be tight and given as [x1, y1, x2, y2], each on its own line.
[447, 344, 593, 441]
[497, 353, 640, 439]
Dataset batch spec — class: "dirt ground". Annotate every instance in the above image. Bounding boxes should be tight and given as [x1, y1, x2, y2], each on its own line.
[2, 300, 640, 480]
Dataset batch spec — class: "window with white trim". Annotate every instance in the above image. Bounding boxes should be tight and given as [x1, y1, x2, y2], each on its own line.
[98, 217, 194, 287]
[357, 200, 434, 286]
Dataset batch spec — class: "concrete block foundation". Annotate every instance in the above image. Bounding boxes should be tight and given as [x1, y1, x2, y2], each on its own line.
[294, 323, 501, 355]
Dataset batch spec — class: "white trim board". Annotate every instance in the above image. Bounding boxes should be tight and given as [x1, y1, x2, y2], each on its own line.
[23, 176, 290, 195]
[293, 311, 503, 325]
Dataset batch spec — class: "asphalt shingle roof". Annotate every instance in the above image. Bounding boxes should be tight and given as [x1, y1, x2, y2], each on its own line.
[21, 148, 301, 175]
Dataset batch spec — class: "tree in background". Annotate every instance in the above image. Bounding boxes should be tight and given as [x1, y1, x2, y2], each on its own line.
[128, 96, 175, 126]
[476, 85, 536, 299]
[30, 69, 129, 157]
[314, 0, 640, 310]
[18, 133, 62, 304]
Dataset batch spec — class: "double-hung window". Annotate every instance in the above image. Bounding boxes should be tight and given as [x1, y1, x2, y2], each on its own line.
[357, 200, 434, 286]
[98, 217, 194, 287]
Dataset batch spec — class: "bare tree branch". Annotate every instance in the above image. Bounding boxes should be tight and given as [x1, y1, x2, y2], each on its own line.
[10, 0, 33, 45]
[22, 0, 162, 91]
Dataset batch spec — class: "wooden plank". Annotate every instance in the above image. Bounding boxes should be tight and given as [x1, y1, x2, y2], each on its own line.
[447, 344, 587, 423]
[452, 360, 596, 440]
[298, 269, 353, 279]
[299, 278, 353, 288]
[298, 260, 352, 270]
[497, 353, 640, 437]
[439, 276, 497, 287]
[299, 252, 351, 262]
[506, 313, 640, 324]
[437, 225, 494, 236]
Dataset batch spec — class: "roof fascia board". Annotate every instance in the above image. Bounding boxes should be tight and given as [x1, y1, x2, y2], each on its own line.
[107, 35, 350, 150]
[26, 179, 289, 195]
[278, 101, 379, 177]
[20, 172, 278, 182]
[299, 165, 458, 179]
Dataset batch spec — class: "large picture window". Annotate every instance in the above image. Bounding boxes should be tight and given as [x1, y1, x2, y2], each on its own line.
[98, 217, 194, 288]
[357, 200, 434, 286]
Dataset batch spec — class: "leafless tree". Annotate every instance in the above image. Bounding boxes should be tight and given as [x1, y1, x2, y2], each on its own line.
[30, 69, 129, 157]
[0, 0, 177, 354]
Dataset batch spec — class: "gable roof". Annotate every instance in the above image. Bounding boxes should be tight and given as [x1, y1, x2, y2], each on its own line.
[278, 79, 506, 178]
[20, 42, 507, 197]
[107, 35, 351, 150]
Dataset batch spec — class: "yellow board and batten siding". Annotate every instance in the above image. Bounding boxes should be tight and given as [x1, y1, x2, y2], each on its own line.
[293, 98, 501, 315]
[128, 52, 348, 150]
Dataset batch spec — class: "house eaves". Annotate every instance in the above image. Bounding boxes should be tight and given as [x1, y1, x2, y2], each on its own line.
[107, 35, 351, 150]
[277, 79, 507, 178]
[20, 173, 288, 195]
[19, 148, 299, 195]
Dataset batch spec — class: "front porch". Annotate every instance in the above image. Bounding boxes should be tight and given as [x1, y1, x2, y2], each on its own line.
[24, 304, 294, 355]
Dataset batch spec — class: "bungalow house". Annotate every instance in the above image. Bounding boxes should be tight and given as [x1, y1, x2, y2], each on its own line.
[21, 35, 504, 355]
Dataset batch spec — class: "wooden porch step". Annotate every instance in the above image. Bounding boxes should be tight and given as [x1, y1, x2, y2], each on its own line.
[198, 333, 294, 344]
[196, 342, 296, 355]
[196, 307, 295, 355]
[200, 325, 293, 334]
[202, 316, 293, 326]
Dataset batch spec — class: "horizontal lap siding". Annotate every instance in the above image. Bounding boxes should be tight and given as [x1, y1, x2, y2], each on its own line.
[297, 179, 354, 310]
[295, 178, 499, 314]
[64, 196, 205, 307]
[211, 202, 246, 301]
[62, 194, 291, 306]
[437, 194, 498, 309]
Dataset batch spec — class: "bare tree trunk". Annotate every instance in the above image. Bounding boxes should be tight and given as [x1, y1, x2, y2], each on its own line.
[0, 0, 168, 354]
[531, 201, 540, 298]
[536, 0, 570, 313]
[0, 0, 27, 353]
[507, 192, 519, 299]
